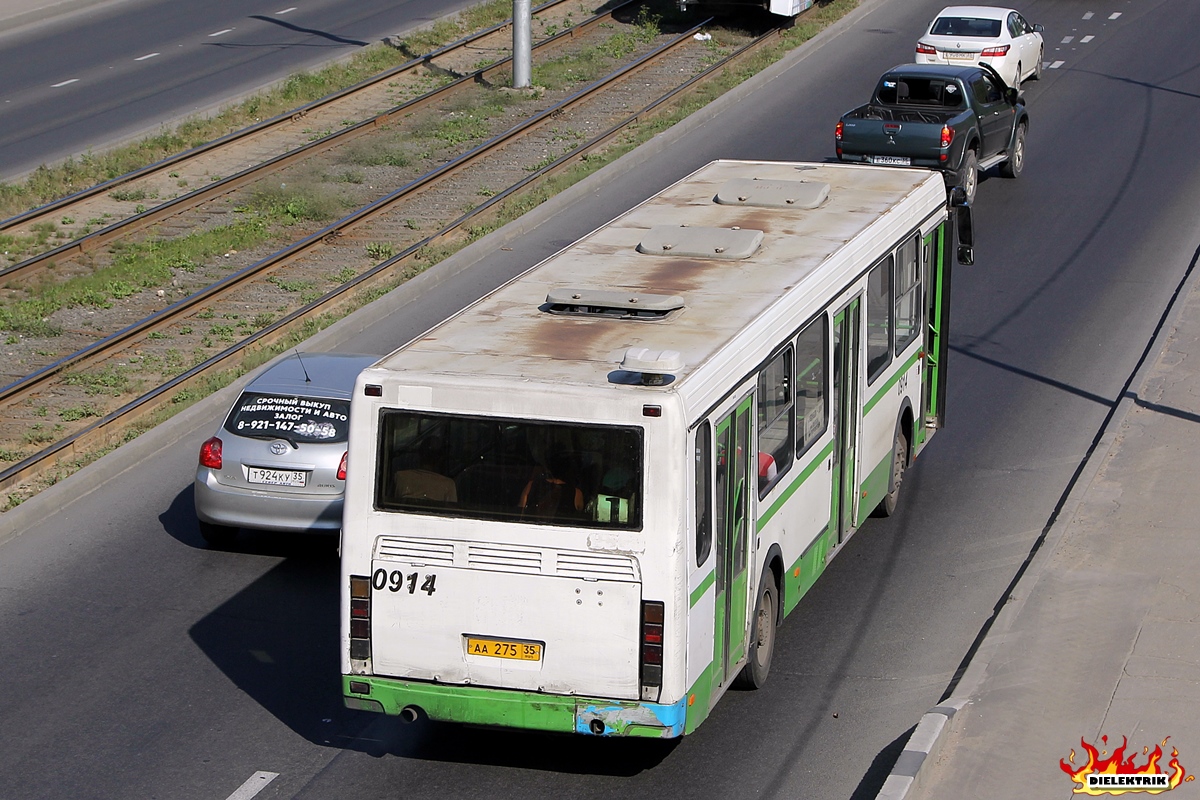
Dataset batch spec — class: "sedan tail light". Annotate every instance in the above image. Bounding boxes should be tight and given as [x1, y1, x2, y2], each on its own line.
[337, 451, 348, 481]
[199, 436, 223, 469]
[980, 44, 1010, 57]
[916, 43, 936, 55]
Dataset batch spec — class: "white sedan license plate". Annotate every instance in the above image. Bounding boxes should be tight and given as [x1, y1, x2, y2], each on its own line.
[247, 467, 307, 487]
[944, 51, 975, 60]
[871, 155, 911, 166]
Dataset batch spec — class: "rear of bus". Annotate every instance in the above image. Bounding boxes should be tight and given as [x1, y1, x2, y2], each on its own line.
[339, 374, 688, 738]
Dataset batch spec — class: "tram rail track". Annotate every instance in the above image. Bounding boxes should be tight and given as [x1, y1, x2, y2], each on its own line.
[0, 0, 630, 285]
[0, 15, 795, 499]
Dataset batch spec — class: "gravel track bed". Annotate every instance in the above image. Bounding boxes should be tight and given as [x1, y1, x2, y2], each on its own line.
[0, 20, 749, 471]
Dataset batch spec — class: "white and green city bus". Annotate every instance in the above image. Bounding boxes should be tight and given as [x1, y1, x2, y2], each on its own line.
[340, 160, 973, 738]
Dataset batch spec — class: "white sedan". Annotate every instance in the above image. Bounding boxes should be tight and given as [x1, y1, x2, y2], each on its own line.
[915, 6, 1044, 89]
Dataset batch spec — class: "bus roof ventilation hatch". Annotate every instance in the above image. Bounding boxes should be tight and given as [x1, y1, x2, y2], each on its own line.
[715, 178, 830, 210]
[620, 347, 683, 386]
[545, 288, 684, 320]
[636, 225, 762, 260]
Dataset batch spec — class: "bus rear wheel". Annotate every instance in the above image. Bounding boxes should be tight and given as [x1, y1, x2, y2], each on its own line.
[875, 430, 908, 518]
[735, 569, 778, 689]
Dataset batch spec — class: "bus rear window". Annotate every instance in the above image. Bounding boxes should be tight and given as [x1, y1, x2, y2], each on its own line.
[375, 411, 643, 529]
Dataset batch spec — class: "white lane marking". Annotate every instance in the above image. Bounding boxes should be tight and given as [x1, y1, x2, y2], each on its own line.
[1049, 60, 1065, 69]
[276, 6, 297, 13]
[1061, 35, 1074, 43]
[225, 771, 278, 800]
[209, 28, 234, 37]
[135, 52, 160, 61]
[51, 78, 79, 87]
[1080, 35, 1094, 43]
[1109, 12, 1121, 19]
[1083, 11, 1093, 20]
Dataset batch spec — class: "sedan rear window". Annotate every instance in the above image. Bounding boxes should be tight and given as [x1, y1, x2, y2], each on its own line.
[224, 392, 351, 443]
[931, 16, 1002, 37]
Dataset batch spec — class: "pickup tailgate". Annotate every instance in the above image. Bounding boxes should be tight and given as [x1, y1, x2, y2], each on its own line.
[838, 117, 949, 166]
[368, 536, 643, 700]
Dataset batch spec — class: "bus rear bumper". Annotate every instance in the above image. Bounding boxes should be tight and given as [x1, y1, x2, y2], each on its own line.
[343, 675, 686, 738]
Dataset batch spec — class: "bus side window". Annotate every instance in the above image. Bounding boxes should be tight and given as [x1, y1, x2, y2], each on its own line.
[866, 254, 894, 384]
[895, 235, 922, 355]
[757, 346, 794, 498]
[695, 422, 712, 567]
[796, 315, 829, 456]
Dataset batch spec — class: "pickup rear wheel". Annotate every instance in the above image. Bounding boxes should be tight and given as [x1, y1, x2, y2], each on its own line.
[1000, 123, 1026, 179]
[957, 150, 978, 203]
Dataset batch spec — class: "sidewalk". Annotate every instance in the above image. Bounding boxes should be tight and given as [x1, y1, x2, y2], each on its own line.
[879, 261, 1200, 798]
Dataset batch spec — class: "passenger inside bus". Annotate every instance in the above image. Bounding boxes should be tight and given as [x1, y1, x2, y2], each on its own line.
[518, 452, 584, 519]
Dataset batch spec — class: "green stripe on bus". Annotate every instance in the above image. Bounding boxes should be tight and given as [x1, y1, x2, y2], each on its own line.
[689, 570, 716, 608]
[757, 440, 835, 531]
[863, 350, 922, 415]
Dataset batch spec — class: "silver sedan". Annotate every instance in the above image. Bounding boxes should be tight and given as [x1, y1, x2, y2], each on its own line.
[193, 352, 377, 546]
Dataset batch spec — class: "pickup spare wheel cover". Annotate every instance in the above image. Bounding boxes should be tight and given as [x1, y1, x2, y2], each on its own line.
[884, 123, 901, 134]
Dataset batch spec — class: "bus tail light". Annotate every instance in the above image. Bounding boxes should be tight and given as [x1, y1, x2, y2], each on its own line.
[640, 600, 664, 700]
[980, 45, 1009, 57]
[349, 575, 371, 660]
[199, 436, 223, 469]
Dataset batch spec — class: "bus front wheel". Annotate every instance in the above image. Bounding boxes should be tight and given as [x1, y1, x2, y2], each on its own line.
[735, 569, 778, 689]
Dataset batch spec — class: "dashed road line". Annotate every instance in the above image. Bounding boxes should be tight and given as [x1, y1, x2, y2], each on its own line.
[1049, 60, 1065, 70]
[276, 6, 298, 13]
[51, 79, 79, 87]
[209, 28, 234, 37]
[1080, 35, 1094, 43]
[1083, 11, 1094, 20]
[1109, 12, 1121, 19]
[135, 52, 161, 61]
[1061, 35, 1074, 43]
[225, 771, 279, 800]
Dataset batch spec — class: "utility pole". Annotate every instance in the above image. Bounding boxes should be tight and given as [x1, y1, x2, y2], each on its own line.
[512, 0, 531, 88]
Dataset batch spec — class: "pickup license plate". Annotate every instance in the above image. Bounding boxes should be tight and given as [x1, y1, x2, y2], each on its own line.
[247, 467, 307, 487]
[871, 155, 911, 166]
[465, 636, 543, 661]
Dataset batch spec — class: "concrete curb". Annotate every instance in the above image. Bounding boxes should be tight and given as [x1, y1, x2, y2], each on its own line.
[0, 0, 882, 537]
[873, 240, 1200, 799]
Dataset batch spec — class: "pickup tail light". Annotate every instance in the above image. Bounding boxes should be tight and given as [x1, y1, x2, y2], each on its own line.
[349, 575, 371, 660]
[337, 451, 348, 481]
[940, 125, 954, 148]
[916, 43, 936, 55]
[640, 600, 664, 701]
[834, 120, 843, 142]
[980, 44, 1010, 57]
[199, 436, 223, 469]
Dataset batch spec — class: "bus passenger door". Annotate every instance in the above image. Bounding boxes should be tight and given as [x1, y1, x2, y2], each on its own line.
[922, 225, 950, 431]
[713, 395, 753, 686]
[831, 300, 861, 542]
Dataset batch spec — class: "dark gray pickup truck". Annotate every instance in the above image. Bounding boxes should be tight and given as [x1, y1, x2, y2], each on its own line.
[835, 63, 1028, 202]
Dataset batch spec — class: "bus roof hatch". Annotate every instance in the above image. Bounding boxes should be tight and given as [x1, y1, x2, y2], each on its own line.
[636, 225, 763, 260]
[715, 178, 830, 210]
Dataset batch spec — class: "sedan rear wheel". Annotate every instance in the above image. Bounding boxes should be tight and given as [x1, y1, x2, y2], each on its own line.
[198, 519, 239, 548]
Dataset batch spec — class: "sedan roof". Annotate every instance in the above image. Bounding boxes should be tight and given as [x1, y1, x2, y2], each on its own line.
[934, 6, 1015, 21]
[246, 352, 378, 399]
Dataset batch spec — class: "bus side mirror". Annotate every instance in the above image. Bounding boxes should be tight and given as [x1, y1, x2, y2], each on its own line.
[949, 188, 974, 265]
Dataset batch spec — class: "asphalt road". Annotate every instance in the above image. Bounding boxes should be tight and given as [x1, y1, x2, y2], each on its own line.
[0, 0, 476, 182]
[3, 0, 1200, 798]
